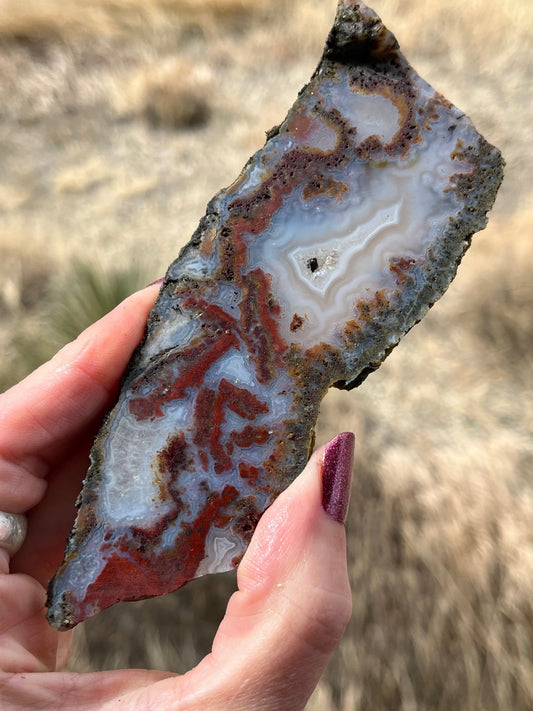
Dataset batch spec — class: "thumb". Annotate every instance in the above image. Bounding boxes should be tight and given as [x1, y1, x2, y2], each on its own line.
[179, 432, 354, 711]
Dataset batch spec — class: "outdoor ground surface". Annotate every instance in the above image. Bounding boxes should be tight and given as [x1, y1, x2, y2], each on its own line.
[0, 1, 532, 708]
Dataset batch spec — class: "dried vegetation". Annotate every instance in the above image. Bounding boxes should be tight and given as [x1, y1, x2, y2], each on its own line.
[0, 0, 531, 708]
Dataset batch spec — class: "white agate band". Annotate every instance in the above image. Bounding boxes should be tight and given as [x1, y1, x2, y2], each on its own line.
[0, 512, 27, 556]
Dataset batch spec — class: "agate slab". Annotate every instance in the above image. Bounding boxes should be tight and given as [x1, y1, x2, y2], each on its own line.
[47, 0, 503, 630]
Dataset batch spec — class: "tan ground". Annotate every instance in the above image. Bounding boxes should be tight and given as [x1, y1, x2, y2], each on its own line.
[0, 1, 531, 708]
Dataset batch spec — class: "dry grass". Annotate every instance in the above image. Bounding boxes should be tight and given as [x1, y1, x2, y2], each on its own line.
[0, 0, 531, 708]
[309, 206, 533, 708]
[0, 0, 281, 40]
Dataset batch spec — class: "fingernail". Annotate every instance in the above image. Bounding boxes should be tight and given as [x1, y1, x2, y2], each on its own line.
[146, 277, 164, 288]
[321, 432, 354, 524]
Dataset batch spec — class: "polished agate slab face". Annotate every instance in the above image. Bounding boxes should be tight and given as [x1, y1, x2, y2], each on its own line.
[47, 0, 503, 630]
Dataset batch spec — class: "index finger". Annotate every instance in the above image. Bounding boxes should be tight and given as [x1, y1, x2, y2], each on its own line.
[0, 284, 159, 510]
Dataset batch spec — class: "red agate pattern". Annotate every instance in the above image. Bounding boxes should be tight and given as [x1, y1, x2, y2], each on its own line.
[46, 0, 503, 630]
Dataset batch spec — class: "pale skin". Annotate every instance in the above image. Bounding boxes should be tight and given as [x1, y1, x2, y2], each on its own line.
[0, 284, 352, 711]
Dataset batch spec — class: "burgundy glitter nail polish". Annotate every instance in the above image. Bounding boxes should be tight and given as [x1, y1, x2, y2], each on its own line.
[321, 432, 355, 524]
[146, 277, 164, 288]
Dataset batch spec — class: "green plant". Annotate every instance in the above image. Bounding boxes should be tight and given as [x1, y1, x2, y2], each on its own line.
[47, 259, 151, 346]
[2, 260, 153, 392]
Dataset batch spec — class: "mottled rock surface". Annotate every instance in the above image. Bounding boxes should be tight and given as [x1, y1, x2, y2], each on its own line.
[47, 0, 503, 630]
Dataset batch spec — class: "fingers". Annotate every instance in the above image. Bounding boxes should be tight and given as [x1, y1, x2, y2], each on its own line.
[0, 284, 159, 512]
[0, 573, 72, 673]
[0, 284, 160, 683]
[176, 433, 355, 711]
[0, 434, 354, 711]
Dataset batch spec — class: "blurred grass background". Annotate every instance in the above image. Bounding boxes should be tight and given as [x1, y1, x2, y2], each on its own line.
[0, 0, 531, 708]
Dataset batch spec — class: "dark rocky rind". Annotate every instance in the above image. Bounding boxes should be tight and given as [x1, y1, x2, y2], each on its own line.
[337, 137, 504, 389]
[325, 0, 400, 63]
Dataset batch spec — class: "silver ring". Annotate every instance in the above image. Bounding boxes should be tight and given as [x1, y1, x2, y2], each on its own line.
[0, 512, 27, 556]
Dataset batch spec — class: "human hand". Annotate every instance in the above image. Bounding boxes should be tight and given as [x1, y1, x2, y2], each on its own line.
[0, 284, 353, 710]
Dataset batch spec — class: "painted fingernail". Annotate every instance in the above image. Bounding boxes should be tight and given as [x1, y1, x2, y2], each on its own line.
[321, 432, 355, 524]
[146, 277, 164, 288]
